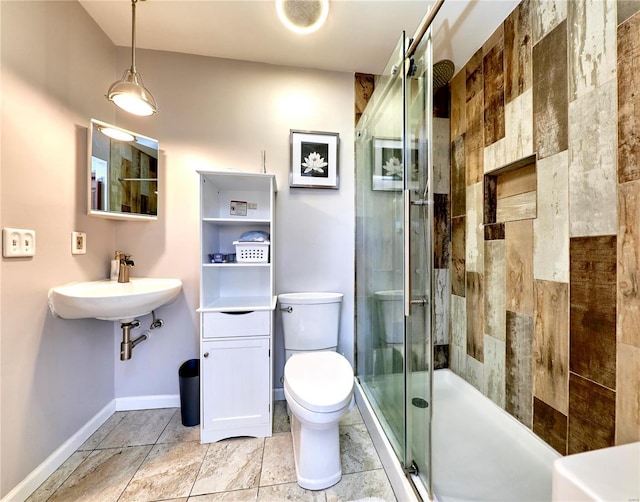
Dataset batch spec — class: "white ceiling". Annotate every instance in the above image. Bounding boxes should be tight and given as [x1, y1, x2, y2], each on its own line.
[79, 0, 520, 77]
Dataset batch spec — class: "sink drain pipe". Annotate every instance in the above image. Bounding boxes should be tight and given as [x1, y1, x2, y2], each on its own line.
[120, 310, 164, 360]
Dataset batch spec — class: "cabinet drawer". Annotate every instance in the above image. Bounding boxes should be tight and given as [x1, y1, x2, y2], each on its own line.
[203, 311, 270, 338]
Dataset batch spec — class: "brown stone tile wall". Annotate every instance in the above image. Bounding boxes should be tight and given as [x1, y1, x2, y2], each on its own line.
[568, 373, 616, 454]
[483, 27, 506, 147]
[569, 236, 617, 390]
[466, 271, 484, 362]
[506, 309, 534, 427]
[447, 0, 640, 455]
[532, 20, 568, 160]
[355, 73, 375, 126]
[533, 396, 567, 455]
[434, 194, 451, 269]
[616, 11, 640, 444]
[504, 0, 532, 104]
[451, 217, 466, 297]
[465, 49, 485, 185]
[534, 279, 569, 415]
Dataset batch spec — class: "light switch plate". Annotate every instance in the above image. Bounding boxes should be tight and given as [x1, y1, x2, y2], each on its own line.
[71, 231, 86, 255]
[3, 227, 36, 257]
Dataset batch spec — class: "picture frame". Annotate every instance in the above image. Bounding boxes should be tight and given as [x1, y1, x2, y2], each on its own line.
[289, 130, 340, 189]
[372, 137, 421, 191]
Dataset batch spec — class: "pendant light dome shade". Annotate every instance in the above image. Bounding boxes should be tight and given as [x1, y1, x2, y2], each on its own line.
[107, 68, 157, 116]
[106, 0, 158, 116]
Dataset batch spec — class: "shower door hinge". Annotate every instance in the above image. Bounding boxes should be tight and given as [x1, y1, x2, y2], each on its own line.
[404, 460, 419, 475]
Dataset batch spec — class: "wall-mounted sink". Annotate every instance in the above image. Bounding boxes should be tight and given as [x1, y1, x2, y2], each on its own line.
[48, 278, 182, 322]
[552, 441, 640, 501]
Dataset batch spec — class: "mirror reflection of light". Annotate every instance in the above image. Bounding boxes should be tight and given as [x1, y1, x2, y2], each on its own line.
[276, 0, 329, 35]
[99, 127, 135, 142]
[136, 135, 158, 150]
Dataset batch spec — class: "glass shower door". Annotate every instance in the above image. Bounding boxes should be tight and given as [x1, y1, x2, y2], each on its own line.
[404, 28, 433, 494]
[355, 34, 408, 460]
[355, 25, 433, 497]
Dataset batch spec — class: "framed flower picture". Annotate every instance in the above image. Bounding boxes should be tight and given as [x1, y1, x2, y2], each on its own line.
[289, 130, 340, 189]
[372, 137, 403, 191]
[372, 137, 420, 191]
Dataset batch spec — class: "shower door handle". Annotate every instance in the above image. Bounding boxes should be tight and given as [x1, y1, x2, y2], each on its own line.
[404, 189, 411, 317]
[405, 189, 428, 314]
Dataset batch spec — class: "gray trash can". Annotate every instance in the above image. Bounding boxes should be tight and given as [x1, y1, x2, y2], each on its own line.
[178, 359, 200, 427]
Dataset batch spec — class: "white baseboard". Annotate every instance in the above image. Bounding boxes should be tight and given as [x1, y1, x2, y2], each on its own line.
[1, 401, 116, 502]
[3, 395, 179, 502]
[273, 387, 284, 401]
[115, 394, 180, 411]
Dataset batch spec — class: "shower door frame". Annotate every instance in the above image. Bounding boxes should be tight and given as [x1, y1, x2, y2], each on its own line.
[354, 2, 444, 499]
[403, 26, 435, 497]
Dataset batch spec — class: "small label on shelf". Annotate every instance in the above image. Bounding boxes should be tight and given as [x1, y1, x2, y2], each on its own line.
[230, 200, 247, 216]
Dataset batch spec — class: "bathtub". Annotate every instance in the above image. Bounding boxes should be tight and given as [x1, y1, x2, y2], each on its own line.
[356, 369, 560, 501]
[432, 369, 560, 501]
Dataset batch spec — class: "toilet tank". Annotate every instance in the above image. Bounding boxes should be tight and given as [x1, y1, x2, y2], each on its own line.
[279, 292, 343, 356]
[374, 290, 404, 344]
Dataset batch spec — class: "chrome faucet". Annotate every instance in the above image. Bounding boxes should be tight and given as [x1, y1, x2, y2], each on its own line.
[118, 252, 135, 283]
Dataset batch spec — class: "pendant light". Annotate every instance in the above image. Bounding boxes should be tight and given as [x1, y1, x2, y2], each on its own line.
[107, 0, 158, 116]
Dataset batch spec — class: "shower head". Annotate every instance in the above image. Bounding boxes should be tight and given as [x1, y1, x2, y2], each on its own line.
[433, 59, 455, 90]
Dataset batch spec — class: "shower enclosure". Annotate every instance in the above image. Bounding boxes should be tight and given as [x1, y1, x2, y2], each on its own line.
[355, 18, 435, 498]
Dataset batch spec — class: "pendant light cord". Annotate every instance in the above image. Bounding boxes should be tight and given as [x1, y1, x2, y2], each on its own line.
[130, 0, 138, 72]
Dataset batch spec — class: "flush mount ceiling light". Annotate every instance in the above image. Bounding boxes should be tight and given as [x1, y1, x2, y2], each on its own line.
[106, 0, 158, 116]
[276, 0, 329, 35]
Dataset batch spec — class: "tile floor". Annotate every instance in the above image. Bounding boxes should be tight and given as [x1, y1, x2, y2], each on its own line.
[27, 401, 397, 502]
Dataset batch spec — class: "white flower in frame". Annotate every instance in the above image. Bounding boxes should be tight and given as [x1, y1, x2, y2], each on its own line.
[383, 156, 402, 178]
[302, 152, 328, 174]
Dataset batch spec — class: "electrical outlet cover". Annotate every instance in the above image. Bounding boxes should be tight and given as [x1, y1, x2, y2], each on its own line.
[71, 231, 87, 255]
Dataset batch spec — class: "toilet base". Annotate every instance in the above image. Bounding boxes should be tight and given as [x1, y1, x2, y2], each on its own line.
[290, 413, 342, 490]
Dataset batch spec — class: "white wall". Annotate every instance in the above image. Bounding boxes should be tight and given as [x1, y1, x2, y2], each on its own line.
[0, 2, 117, 497]
[112, 48, 356, 397]
[1, 3, 355, 496]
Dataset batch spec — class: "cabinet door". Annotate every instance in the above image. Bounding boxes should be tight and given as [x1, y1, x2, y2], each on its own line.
[202, 337, 270, 431]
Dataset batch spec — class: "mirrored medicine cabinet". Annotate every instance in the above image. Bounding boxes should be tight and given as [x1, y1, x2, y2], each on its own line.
[88, 118, 159, 221]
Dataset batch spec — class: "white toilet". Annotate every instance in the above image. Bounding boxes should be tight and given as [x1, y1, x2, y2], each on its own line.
[373, 290, 404, 374]
[374, 289, 404, 345]
[279, 292, 354, 490]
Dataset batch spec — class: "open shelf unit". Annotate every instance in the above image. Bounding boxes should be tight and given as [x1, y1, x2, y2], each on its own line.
[198, 171, 276, 312]
[197, 170, 276, 443]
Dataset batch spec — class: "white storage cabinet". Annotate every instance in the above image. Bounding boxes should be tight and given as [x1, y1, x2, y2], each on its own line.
[197, 171, 276, 443]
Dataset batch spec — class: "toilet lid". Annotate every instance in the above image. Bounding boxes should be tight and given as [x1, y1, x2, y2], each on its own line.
[284, 352, 354, 413]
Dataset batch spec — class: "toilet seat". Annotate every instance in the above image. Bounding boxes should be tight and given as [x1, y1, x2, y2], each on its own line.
[284, 352, 353, 414]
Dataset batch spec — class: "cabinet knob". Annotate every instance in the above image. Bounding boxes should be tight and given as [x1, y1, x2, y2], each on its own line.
[203, 352, 209, 358]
